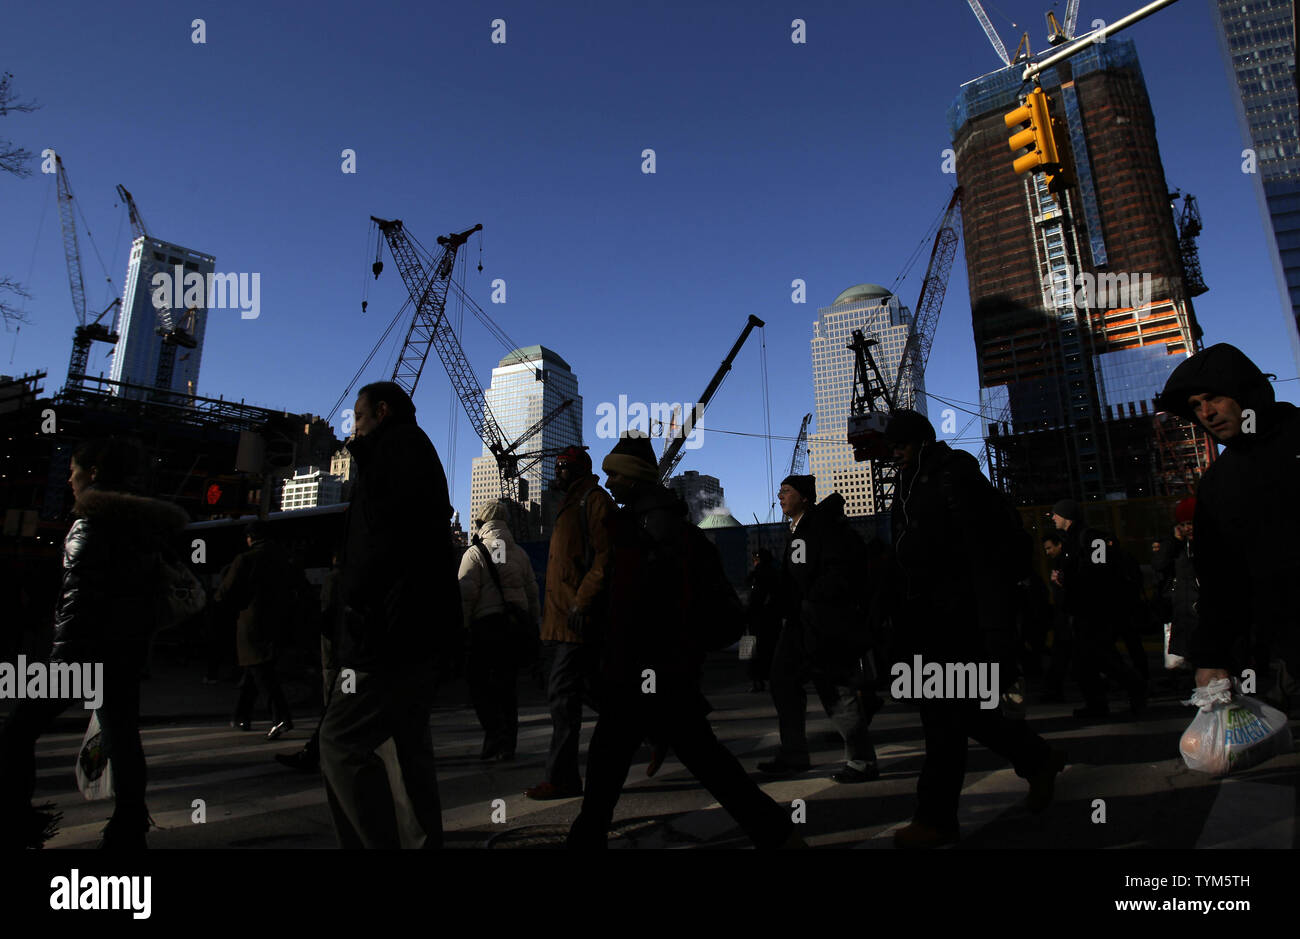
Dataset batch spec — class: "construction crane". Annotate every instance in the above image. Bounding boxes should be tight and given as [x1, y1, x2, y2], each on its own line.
[847, 188, 964, 511]
[892, 188, 963, 410]
[657, 314, 765, 482]
[1046, 0, 1081, 45]
[788, 412, 811, 478]
[369, 217, 575, 518]
[968, 0, 1032, 66]
[115, 184, 199, 397]
[54, 155, 119, 390]
[1169, 190, 1208, 298]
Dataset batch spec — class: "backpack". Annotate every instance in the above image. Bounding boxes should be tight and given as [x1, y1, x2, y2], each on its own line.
[474, 540, 540, 665]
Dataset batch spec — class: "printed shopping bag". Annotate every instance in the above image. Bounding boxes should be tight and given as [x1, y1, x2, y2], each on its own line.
[75, 710, 115, 801]
[1179, 679, 1293, 776]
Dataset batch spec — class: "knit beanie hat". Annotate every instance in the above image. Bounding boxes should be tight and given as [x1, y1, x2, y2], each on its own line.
[1051, 498, 1081, 522]
[556, 445, 592, 475]
[601, 431, 660, 483]
[884, 409, 937, 446]
[780, 474, 816, 502]
[1175, 496, 1196, 523]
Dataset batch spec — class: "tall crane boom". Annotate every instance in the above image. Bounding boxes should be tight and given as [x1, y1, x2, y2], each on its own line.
[55, 155, 120, 389]
[788, 412, 811, 477]
[892, 187, 962, 409]
[370, 217, 575, 529]
[370, 218, 499, 446]
[658, 314, 765, 482]
[55, 156, 87, 331]
[968, 0, 1012, 66]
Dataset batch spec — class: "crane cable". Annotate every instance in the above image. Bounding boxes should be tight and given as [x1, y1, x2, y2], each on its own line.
[758, 326, 776, 522]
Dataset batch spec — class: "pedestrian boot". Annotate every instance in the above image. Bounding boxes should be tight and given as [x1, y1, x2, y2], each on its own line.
[830, 762, 880, 784]
[275, 746, 319, 773]
[894, 821, 959, 849]
[756, 756, 811, 777]
[524, 781, 582, 801]
[1025, 749, 1068, 814]
[266, 720, 294, 740]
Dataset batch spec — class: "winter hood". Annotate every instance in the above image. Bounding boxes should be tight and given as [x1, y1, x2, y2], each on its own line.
[72, 487, 190, 539]
[1156, 343, 1275, 422]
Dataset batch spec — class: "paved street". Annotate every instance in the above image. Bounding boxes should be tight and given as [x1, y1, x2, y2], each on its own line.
[21, 652, 1299, 850]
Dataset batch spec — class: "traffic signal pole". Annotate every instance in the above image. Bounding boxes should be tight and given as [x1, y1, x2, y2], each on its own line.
[1021, 0, 1180, 83]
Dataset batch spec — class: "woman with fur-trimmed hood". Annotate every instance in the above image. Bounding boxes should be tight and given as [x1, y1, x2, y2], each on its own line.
[0, 436, 188, 848]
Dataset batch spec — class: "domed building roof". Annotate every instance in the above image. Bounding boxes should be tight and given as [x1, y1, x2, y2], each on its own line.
[698, 512, 742, 529]
[832, 283, 893, 305]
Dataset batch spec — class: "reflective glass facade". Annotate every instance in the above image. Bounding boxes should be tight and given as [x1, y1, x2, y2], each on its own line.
[469, 346, 581, 524]
[1213, 0, 1300, 367]
[110, 236, 215, 400]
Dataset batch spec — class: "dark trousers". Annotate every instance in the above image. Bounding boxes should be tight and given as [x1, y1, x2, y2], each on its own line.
[769, 622, 875, 765]
[545, 641, 598, 790]
[1044, 614, 1073, 697]
[916, 697, 1052, 831]
[467, 616, 518, 755]
[233, 661, 292, 726]
[567, 689, 792, 849]
[747, 615, 781, 685]
[0, 661, 147, 831]
[1074, 621, 1144, 709]
[319, 663, 442, 849]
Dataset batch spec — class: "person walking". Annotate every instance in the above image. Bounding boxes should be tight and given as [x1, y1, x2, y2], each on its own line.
[1156, 343, 1300, 709]
[1050, 499, 1146, 719]
[458, 500, 541, 761]
[0, 437, 189, 849]
[745, 549, 781, 692]
[319, 381, 460, 849]
[566, 433, 803, 849]
[884, 410, 1067, 849]
[219, 520, 301, 739]
[525, 446, 614, 800]
[1152, 498, 1198, 667]
[758, 474, 879, 783]
[276, 551, 345, 772]
[1040, 531, 1072, 703]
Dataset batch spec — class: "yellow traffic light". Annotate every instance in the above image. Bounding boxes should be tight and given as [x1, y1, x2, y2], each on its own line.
[1004, 87, 1061, 176]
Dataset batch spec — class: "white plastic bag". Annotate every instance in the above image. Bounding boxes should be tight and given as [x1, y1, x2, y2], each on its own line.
[1163, 623, 1185, 670]
[1179, 679, 1293, 776]
[75, 710, 114, 801]
[737, 632, 756, 661]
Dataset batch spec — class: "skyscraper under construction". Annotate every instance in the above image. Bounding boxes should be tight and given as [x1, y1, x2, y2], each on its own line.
[948, 36, 1212, 504]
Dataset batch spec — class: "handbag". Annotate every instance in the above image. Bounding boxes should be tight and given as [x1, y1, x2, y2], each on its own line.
[475, 541, 539, 665]
[158, 553, 206, 628]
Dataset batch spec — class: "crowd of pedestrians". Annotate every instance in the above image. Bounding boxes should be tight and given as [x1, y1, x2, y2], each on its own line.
[1, 343, 1296, 850]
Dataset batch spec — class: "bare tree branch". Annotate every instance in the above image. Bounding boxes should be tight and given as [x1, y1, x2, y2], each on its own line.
[0, 277, 32, 327]
[0, 72, 39, 178]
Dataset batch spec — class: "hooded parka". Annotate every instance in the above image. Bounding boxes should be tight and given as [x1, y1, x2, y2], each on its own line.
[1156, 343, 1300, 677]
[458, 504, 541, 627]
[52, 487, 189, 670]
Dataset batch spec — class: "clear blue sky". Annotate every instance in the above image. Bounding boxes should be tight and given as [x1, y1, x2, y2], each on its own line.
[3, 0, 1295, 525]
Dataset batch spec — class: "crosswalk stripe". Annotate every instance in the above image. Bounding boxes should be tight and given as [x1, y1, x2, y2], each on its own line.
[1196, 778, 1295, 848]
